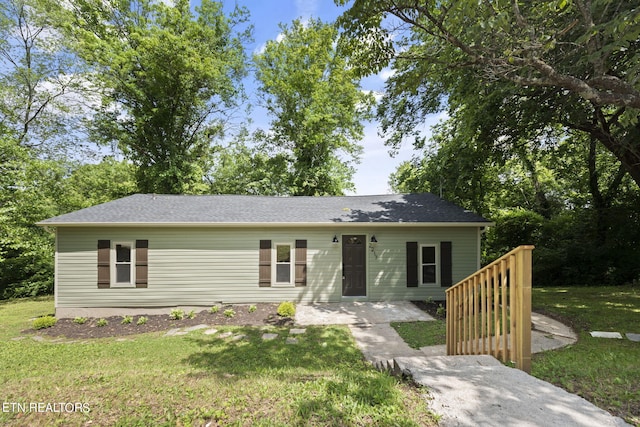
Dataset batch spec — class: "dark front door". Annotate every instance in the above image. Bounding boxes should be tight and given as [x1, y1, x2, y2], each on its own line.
[342, 235, 366, 297]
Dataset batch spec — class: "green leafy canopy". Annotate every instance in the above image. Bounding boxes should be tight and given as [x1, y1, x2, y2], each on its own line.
[253, 18, 374, 196]
[68, 0, 251, 194]
[337, 0, 640, 187]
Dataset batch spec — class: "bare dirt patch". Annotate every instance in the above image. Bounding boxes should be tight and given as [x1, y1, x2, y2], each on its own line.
[412, 300, 446, 319]
[33, 304, 293, 339]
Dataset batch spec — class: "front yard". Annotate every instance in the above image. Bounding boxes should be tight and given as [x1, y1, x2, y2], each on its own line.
[2, 285, 638, 426]
[532, 285, 640, 425]
[0, 297, 437, 426]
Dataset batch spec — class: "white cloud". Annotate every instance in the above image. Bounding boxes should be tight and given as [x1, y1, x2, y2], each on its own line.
[361, 89, 384, 104]
[295, 0, 318, 19]
[253, 42, 267, 55]
[350, 109, 449, 195]
[350, 121, 419, 195]
[253, 32, 287, 55]
[378, 68, 396, 81]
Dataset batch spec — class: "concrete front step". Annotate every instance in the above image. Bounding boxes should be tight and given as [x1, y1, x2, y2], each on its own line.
[373, 355, 500, 377]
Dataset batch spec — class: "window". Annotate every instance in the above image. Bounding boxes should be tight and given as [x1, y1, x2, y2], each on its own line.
[407, 241, 452, 288]
[259, 240, 307, 288]
[421, 245, 437, 285]
[274, 243, 292, 284]
[113, 242, 135, 286]
[97, 240, 147, 289]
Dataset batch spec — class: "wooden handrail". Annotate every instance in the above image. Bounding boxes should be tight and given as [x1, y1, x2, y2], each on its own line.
[445, 245, 534, 372]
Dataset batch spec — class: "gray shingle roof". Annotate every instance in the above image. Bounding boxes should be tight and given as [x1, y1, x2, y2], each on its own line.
[38, 193, 490, 226]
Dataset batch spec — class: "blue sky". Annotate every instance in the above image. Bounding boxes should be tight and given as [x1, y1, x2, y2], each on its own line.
[225, 0, 441, 195]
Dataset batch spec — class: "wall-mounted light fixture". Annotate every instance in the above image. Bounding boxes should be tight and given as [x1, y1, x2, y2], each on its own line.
[332, 235, 339, 244]
[369, 235, 379, 259]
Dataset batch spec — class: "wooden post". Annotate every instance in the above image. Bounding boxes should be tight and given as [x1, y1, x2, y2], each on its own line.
[509, 254, 517, 364]
[463, 282, 468, 354]
[480, 273, 487, 354]
[493, 264, 500, 359]
[473, 275, 479, 354]
[500, 261, 508, 363]
[515, 247, 533, 373]
[446, 288, 452, 355]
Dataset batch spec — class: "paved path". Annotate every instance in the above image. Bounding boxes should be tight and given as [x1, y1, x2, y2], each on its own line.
[296, 301, 434, 325]
[394, 355, 629, 427]
[297, 302, 579, 362]
[295, 302, 630, 427]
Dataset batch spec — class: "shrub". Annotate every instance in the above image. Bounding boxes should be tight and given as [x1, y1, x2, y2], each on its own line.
[484, 208, 544, 265]
[248, 305, 257, 313]
[223, 308, 235, 318]
[170, 309, 185, 320]
[96, 318, 108, 327]
[32, 315, 57, 330]
[121, 315, 133, 324]
[73, 317, 87, 325]
[136, 316, 148, 325]
[277, 301, 295, 317]
[436, 304, 446, 318]
[210, 305, 220, 314]
[187, 310, 196, 319]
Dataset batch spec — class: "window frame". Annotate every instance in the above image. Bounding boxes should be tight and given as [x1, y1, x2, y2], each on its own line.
[420, 244, 438, 286]
[111, 241, 136, 287]
[272, 242, 294, 287]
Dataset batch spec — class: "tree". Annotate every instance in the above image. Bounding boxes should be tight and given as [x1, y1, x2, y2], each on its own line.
[62, 158, 137, 209]
[0, 0, 85, 153]
[0, 135, 62, 297]
[391, 107, 640, 285]
[206, 131, 290, 195]
[389, 117, 502, 217]
[253, 18, 374, 196]
[67, 0, 250, 194]
[337, 0, 640, 187]
[0, 133, 138, 298]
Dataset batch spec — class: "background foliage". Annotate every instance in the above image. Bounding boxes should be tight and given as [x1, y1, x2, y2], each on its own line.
[0, 0, 638, 297]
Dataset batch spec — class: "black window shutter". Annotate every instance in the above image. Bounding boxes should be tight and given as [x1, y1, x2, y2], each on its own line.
[295, 240, 307, 287]
[135, 240, 148, 288]
[259, 240, 272, 287]
[97, 240, 110, 288]
[406, 242, 418, 287]
[440, 241, 453, 287]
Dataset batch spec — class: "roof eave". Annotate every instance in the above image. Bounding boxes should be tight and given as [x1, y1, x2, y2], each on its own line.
[37, 221, 494, 228]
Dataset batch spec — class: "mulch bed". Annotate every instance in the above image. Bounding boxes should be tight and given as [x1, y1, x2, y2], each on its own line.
[30, 301, 440, 340]
[412, 300, 447, 320]
[33, 303, 293, 340]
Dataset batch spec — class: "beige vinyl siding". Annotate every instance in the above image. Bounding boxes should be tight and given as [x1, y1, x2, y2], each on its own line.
[364, 227, 479, 301]
[55, 225, 481, 309]
[56, 227, 342, 308]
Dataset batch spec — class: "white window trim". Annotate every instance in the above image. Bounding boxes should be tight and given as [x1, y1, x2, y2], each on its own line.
[272, 242, 294, 287]
[420, 244, 438, 286]
[111, 241, 136, 288]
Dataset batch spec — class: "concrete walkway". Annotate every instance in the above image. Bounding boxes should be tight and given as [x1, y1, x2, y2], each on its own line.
[295, 302, 630, 427]
[296, 302, 578, 362]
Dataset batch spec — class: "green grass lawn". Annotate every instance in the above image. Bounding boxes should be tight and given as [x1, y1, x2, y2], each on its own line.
[532, 285, 640, 425]
[0, 297, 438, 426]
[390, 321, 446, 349]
